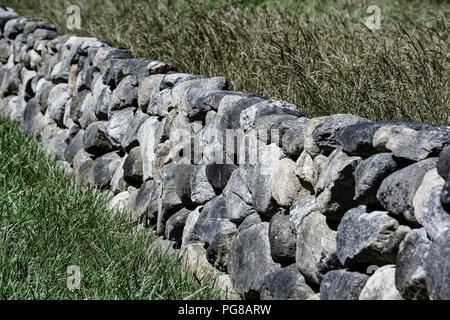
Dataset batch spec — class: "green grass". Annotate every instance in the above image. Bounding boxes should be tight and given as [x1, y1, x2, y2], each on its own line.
[0, 116, 223, 299]
[4, 0, 448, 125]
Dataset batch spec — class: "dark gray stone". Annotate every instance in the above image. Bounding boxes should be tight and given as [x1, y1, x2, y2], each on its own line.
[260, 265, 315, 300]
[337, 121, 436, 157]
[206, 228, 237, 272]
[69, 90, 90, 124]
[312, 114, 370, 154]
[442, 178, 450, 213]
[269, 213, 296, 265]
[320, 270, 369, 300]
[377, 158, 438, 223]
[83, 121, 116, 156]
[89, 151, 121, 188]
[72, 150, 94, 186]
[165, 208, 191, 245]
[108, 75, 138, 114]
[105, 107, 135, 149]
[281, 120, 308, 157]
[21, 97, 39, 134]
[64, 129, 84, 164]
[437, 146, 450, 179]
[228, 222, 280, 298]
[192, 196, 236, 246]
[223, 169, 255, 224]
[173, 164, 196, 207]
[354, 153, 400, 205]
[123, 146, 143, 187]
[395, 228, 431, 300]
[238, 213, 262, 232]
[132, 179, 156, 222]
[315, 148, 361, 221]
[425, 229, 450, 300]
[336, 206, 409, 267]
[205, 163, 237, 192]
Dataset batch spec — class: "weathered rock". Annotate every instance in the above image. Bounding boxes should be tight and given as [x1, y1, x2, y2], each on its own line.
[108, 191, 130, 213]
[137, 74, 164, 111]
[121, 109, 149, 151]
[260, 265, 315, 300]
[157, 163, 184, 235]
[238, 213, 262, 232]
[83, 121, 115, 156]
[425, 229, 450, 300]
[354, 153, 400, 205]
[228, 222, 280, 298]
[336, 121, 436, 157]
[108, 75, 138, 114]
[281, 119, 308, 157]
[110, 155, 128, 194]
[105, 107, 135, 148]
[395, 228, 431, 300]
[377, 158, 438, 224]
[78, 93, 98, 129]
[239, 100, 304, 131]
[413, 169, 450, 241]
[320, 270, 369, 300]
[123, 146, 143, 187]
[165, 208, 191, 245]
[223, 169, 255, 224]
[295, 151, 315, 190]
[130, 179, 154, 221]
[336, 206, 409, 267]
[183, 242, 223, 283]
[192, 196, 236, 246]
[21, 97, 40, 135]
[437, 146, 450, 179]
[312, 114, 370, 154]
[296, 207, 341, 286]
[373, 125, 450, 161]
[204, 163, 237, 193]
[137, 116, 163, 181]
[268, 213, 296, 265]
[72, 150, 94, 186]
[315, 148, 361, 221]
[190, 164, 217, 205]
[303, 117, 327, 157]
[442, 179, 450, 213]
[173, 164, 195, 207]
[46, 83, 71, 125]
[206, 228, 237, 272]
[270, 158, 309, 207]
[252, 144, 286, 217]
[181, 206, 203, 249]
[359, 265, 404, 300]
[89, 151, 121, 188]
[69, 90, 90, 124]
[64, 129, 84, 164]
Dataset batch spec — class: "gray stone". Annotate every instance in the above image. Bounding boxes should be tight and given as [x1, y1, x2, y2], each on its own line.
[296, 208, 341, 286]
[165, 208, 191, 245]
[289, 196, 316, 233]
[315, 148, 361, 221]
[108, 191, 130, 214]
[239, 99, 304, 131]
[320, 270, 369, 300]
[137, 116, 163, 181]
[206, 228, 237, 272]
[192, 196, 236, 246]
[395, 228, 431, 300]
[377, 158, 438, 223]
[373, 125, 450, 161]
[121, 109, 149, 151]
[312, 114, 370, 154]
[442, 179, 450, 213]
[354, 153, 400, 205]
[260, 265, 315, 300]
[413, 169, 450, 241]
[269, 213, 296, 265]
[190, 164, 217, 205]
[83, 121, 116, 156]
[72, 150, 94, 186]
[336, 121, 436, 157]
[425, 229, 450, 300]
[123, 146, 143, 187]
[437, 146, 450, 179]
[281, 119, 308, 157]
[110, 156, 128, 194]
[223, 169, 255, 224]
[108, 75, 138, 114]
[295, 150, 315, 190]
[69, 90, 90, 124]
[137, 74, 164, 111]
[78, 92, 98, 129]
[359, 265, 404, 300]
[64, 129, 84, 164]
[89, 151, 121, 188]
[105, 107, 135, 149]
[205, 163, 237, 192]
[336, 206, 409, 267]
[173, 164, 196, 207]
[21, 97, 40, 135]
[131, 179, 155, 221]
[146, 181, 160, 226]
[270, 158, 309, 207]
[303, 117, 327, 157]
[181, 206, 203, 249]
[46, 83, 71, 125]
[228, 222, 280, 298]
[238, 213, 262, 232]
[157, 163, 184, 235]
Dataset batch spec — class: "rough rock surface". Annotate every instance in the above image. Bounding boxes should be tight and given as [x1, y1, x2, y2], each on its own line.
[425, 229, 450, 300]
[268, 213, 296, 265]
[359, 265, 404, 300]
[320, 270, 369, 300]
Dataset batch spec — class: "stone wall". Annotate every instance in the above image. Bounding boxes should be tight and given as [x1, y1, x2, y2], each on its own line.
[0, 8, 449, 300]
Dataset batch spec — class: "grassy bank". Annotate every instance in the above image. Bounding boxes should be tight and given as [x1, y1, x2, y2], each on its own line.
[4, 0, 448, 125]
[0, 116, 222, 299]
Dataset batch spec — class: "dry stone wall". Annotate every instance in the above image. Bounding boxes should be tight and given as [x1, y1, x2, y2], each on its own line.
[0, 7, 449, 300]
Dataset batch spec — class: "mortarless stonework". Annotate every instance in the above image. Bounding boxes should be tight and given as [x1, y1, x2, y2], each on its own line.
[0, 7, 449, 300]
